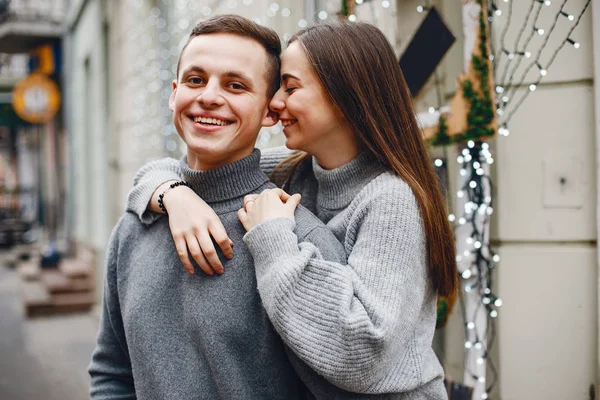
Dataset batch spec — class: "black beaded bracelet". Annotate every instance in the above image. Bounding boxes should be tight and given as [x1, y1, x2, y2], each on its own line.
[157, 181, 189, 215]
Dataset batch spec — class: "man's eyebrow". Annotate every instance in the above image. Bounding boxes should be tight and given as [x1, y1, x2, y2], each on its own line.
[224, 70, 253, 84]
[282, 73, 300, 82]
[181, 66, 205, 75]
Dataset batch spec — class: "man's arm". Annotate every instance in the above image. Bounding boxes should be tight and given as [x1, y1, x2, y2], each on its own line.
[89, 223, 136, 399]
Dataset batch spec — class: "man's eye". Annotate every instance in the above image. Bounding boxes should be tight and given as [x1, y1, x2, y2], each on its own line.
[285, 87, 296, 93]
[230, 83, 246, 90]
[188, 77, 203, 84]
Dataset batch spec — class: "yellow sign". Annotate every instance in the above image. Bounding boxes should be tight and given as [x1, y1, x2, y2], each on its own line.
[12, 73, 61, 124]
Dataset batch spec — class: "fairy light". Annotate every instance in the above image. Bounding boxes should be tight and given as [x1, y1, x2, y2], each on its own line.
[567, 38, 580, 48]
[492, 3, 501, 16]
[536, 62, 547, 76]
[534, 26, 545, 35]
[560, 10, 575, 20]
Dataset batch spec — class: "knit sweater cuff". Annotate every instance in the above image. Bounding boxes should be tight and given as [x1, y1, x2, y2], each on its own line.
[243, 218, 299, 269]
[126, 162, 182, 225]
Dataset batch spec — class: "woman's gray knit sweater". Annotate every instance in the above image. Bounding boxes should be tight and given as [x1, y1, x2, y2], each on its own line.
[126, 147, 447, 399]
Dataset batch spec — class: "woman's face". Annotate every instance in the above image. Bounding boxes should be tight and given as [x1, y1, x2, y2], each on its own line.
[269, 42, 349, 155]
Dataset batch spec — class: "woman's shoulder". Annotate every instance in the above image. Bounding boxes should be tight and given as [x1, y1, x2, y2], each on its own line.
[356, 171, 418, 210]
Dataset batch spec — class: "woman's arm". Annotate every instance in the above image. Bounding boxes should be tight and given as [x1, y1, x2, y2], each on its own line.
[126, 158, 181, 224]
[125, 158, 232, 275]
[242, 176, 431, 393]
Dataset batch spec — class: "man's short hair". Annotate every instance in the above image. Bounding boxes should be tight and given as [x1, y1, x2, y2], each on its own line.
[177, 14, 281, 98]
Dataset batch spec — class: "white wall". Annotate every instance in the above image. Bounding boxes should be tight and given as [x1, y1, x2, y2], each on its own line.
[67, 0, 112, 295]
[491, 0, 598, 398]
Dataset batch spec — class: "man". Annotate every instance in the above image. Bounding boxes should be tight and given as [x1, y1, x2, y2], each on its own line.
[89, 15, 345, 399]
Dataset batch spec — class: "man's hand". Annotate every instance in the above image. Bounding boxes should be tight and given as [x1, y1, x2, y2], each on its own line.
[162, 185, 233, 275]
[238, 188, 301, 232]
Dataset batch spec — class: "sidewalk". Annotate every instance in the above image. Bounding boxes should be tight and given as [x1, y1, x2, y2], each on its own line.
[0, 253, 98, 400]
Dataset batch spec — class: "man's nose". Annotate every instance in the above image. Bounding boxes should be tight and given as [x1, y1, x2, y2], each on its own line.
[198, 81, 223, 107]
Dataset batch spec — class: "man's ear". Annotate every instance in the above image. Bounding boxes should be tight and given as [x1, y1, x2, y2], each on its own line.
[261, 108, 279, 127]
[168, 80, 177, 112]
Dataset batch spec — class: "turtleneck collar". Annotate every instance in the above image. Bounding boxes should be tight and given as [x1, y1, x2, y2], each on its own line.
[179, 149, 268, 203]
[312, 151, 387, 210]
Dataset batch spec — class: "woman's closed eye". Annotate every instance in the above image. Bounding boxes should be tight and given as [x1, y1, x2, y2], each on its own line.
[285, 87, 296, 94]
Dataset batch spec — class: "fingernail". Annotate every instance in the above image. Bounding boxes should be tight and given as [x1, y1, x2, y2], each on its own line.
[226, 253, 234, 260]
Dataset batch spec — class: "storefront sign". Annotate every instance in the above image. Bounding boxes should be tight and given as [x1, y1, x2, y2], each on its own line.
[11, 73, 61, 124]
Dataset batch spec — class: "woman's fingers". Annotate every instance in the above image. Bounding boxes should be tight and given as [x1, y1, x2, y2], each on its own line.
[173, 233, 195, 274]
[244, 194, 259, 210]
[196, 232, 224, 275]
[238, 208, 250, 231]
[208, 221, 234, 260]
[271, 188, 292, 202]
[285, 193, 302, 212]
[185, 233, 215, 276]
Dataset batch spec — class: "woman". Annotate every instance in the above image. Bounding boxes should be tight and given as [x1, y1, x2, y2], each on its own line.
[127, 21, 457, 398]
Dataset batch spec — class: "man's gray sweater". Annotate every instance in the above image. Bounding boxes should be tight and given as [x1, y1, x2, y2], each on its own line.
[89, 150, 347, 399]
[125, 148, 447, 399]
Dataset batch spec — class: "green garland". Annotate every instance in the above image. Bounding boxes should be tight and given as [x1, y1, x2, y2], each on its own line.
[430, 0, 496, 146]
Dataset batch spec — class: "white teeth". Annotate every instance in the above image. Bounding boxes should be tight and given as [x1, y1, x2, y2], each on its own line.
[195, 116, 228, 126]
[282, 120, 296, 127]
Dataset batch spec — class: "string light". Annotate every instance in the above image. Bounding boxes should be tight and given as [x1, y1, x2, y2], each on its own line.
[560, 10, 575, 20]
[502, 49, 514, 60]
[499, 0, 591, 127]
[534, 26, 545, 35]
[416, 5, 429, 13]
[536, 62, 547, 76]
[381, 0, 390, 8]
[536, 0, 551, 5]
[567, 38, 580, 49]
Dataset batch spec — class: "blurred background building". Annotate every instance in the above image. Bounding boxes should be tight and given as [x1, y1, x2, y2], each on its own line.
[0, 0, 597, 399]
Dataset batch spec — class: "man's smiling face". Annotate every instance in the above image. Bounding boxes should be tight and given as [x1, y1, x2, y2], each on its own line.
[170, 33, 276, 171]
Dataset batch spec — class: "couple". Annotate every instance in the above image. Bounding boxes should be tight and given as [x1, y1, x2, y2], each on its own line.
[89, 14, 457, 400]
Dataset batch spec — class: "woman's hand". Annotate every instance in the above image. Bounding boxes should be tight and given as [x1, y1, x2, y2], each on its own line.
[161, 185, 233, 276]
[238, 188, 301, 232]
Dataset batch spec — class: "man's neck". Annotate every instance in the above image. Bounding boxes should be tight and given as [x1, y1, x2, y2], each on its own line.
[179, 149, 269, 203]
[186, 147, 254, 171]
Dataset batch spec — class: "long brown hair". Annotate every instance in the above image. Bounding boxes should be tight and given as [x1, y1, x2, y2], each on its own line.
[274, 22, 458, 308]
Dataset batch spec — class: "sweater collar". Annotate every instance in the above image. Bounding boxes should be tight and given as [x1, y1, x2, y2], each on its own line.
[312, 151, 387, 210]
[179, 149, 268, 203]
